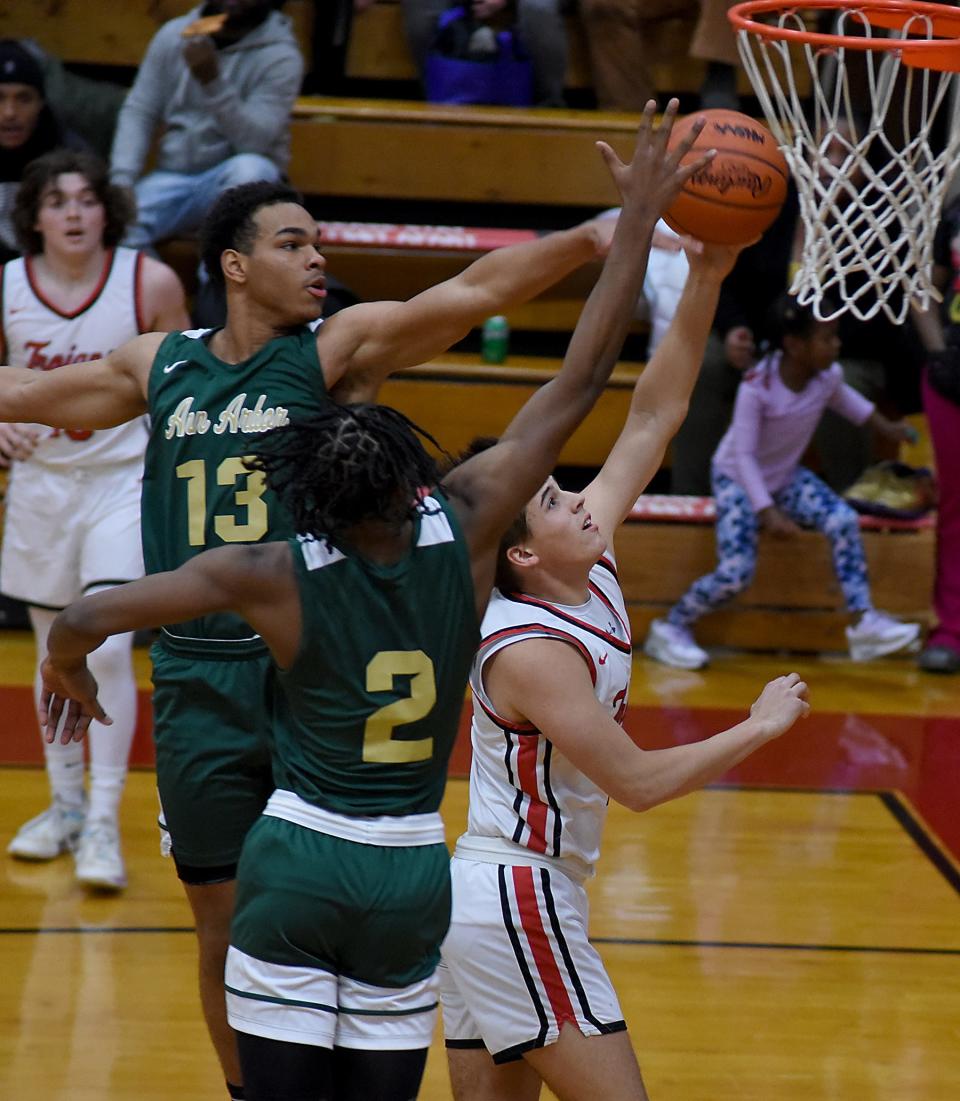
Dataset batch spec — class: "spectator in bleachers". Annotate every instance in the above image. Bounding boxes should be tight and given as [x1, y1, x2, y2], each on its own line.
[401, 0, 569, 107]
[578, 0, 743, 110]
[108, 1, 302, 253]
[17, 39, 126, 160]
[304, 0, 376, 95]
[0, 39, 89, 263]
[644, 293, 920, 671]
[690, 0, 742, 109]
[911, 199, 960, 675]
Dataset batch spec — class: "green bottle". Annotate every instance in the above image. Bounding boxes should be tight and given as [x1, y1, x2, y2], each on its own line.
[481, 315, 510, 364]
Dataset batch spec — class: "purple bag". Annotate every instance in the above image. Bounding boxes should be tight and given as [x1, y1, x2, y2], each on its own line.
[425, 6, 534, 107]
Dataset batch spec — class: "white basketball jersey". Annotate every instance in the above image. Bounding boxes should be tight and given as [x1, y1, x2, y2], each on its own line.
[0, 247, 149, 466]
[464, 553, 632, 881]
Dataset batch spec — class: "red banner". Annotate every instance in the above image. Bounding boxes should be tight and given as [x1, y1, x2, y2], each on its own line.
[318, 221, 538, 252]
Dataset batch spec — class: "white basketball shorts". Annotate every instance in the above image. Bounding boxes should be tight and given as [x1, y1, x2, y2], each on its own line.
[439, 857, 626, 1064]
[1, 458, 144, 608]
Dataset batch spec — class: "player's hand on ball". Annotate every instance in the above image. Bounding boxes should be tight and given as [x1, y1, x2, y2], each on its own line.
[749, 673, 810, 739]
[685, 237, 757, 281]
[595, 98, 715, 224]
[39, 657, 112, 745]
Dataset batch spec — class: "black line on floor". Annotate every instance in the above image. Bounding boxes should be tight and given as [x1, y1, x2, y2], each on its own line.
[2, 927, 958, 957]
[880, 791, 960, 899]
[0, 926, 195, 935]
[591, 936, 960, 957]
[704, 783, 874, 796]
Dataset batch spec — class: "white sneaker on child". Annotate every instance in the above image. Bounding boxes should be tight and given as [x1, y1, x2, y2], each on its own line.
[7, 802, 85, 861]
[846, 610, 922, 662]
[74, 819, 127, 891]
[644, 618, 709, 670]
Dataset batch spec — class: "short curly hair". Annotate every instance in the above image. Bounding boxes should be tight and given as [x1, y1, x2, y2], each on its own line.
[13, 150, 135, 255]
[199, 180, 304, 288]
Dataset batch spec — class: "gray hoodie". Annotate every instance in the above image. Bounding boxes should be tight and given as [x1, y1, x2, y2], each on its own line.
[109, 6, 303, 187]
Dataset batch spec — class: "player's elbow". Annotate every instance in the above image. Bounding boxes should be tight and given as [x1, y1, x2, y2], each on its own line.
[615, 785, 659, 814]
[657, 398, 690, 435]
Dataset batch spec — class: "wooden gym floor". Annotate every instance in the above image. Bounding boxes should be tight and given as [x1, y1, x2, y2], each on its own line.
[0, 630, 958, 1100]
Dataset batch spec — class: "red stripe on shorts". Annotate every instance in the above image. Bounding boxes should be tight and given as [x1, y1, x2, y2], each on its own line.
[512, 866, 577, 1029]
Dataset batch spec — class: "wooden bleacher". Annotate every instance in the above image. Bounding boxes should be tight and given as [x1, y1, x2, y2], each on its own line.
[380, 352, 641, 467]
[289, 97, 638, 208]
[616, 497, 935, 653]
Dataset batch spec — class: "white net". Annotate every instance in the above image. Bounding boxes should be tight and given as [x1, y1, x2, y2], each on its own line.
[734, 1, 960, 323]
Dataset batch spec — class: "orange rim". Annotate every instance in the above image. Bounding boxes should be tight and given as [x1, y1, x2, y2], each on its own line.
[729, 0, 960, 71]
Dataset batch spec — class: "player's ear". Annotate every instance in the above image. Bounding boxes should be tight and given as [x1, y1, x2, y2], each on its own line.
[221, 248, 247, 286]
[506, 543, 538, 571]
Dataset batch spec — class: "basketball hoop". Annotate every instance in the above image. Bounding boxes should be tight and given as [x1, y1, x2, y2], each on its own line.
[729, 0, 960, 324]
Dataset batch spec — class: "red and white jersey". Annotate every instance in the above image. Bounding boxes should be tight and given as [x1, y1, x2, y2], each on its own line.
[0, 247, 149, 467]
[462, 552, 632, 882]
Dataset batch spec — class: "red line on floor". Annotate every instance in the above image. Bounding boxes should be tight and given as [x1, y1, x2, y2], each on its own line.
[2, 687, 958, 862]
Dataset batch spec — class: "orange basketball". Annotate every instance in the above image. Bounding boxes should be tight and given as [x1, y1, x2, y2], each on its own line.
[663, 109, 789, 245]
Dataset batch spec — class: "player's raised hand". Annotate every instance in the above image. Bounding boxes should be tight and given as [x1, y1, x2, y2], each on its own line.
[684, 237, 757, 282]
[595, 99, 715, 222]
[749, 672, 810, 739]
[39, 656, 111, 745]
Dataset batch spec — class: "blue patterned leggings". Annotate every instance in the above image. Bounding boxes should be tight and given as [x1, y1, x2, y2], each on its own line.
[668, 466, 872, 628]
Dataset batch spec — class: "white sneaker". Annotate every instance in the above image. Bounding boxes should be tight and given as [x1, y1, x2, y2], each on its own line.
[846, 610, 922, 662]
[74, 819, 127, 891]
[644, 618, 709, 670]
[7, 802, 85, 861]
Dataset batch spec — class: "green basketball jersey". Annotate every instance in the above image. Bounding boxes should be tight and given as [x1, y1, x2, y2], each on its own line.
[272, 492, 479, 817]
[142, 325, 328, 643]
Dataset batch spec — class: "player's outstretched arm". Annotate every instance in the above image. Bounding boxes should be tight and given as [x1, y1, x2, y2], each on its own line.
[317, 222, 610, 403]
[443, 101, 714, 600]
[580, 239, 747, 540]
[0, 333, 161, 429]
[40, 543, 298, 743]
[318, 104, 709, 400]
[487, 639, 810, 812]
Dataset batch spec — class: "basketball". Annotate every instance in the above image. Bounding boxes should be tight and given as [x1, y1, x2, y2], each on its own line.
[663, 109, 789, 246]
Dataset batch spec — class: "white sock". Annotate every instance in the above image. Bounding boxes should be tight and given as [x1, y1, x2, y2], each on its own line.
[85, 627, 137, 825]
[30, 607, 85, 812]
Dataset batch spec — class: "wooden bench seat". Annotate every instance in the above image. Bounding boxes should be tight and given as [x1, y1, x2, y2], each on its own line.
[381, 352, 641, 467]
[290, 97, 637, 206]
[614, 496, 935, 653]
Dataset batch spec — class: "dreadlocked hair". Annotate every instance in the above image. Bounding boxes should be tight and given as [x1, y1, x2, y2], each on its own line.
[247, 404, 449, 538]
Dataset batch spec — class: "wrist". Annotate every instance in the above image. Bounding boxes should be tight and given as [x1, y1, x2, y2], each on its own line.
[739, 714, 777, 744]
